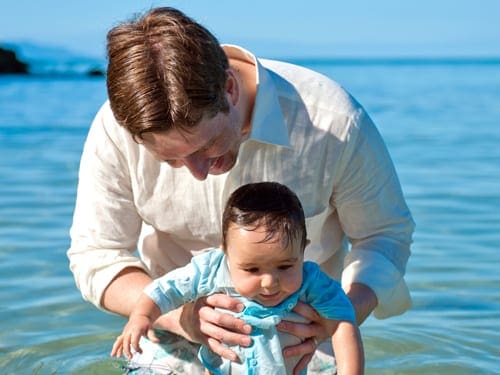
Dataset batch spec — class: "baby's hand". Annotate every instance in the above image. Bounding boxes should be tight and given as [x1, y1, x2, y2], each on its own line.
[110, 333, 133, 359]
[110, 314, 152, 359]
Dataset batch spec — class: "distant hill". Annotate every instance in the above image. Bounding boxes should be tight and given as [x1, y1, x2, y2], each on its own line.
[0, 46, 28, 74]
[1, 41, 106, 76]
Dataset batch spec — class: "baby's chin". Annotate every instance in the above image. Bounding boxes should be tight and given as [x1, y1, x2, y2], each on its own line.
[254, 293, 290, 307]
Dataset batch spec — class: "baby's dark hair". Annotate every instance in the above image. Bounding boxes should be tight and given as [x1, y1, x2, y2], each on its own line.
[222, 182, 307, 250]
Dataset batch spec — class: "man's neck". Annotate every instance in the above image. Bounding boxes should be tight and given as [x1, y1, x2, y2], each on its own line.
[229, 57, 257, 137]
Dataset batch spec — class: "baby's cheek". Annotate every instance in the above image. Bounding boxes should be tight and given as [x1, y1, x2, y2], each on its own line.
[285, 274, 303, 293]
[232, 278, 257, 299]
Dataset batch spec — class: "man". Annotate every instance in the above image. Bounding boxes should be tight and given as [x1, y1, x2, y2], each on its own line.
[68, 7, 414, 374]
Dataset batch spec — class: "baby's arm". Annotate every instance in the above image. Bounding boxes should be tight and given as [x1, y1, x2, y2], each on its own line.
[110, 293, 162, 359]
[331, 320, 364, 375]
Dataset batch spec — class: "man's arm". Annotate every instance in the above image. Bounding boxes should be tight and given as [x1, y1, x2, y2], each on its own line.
[102, 266, 252, 361]
[335, 109, 414, 318]
[101, 267, 153, 316]
[344, 282, 378, 325]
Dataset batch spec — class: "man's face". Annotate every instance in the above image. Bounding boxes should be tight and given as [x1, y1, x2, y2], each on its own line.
[140, 107, 246, 180]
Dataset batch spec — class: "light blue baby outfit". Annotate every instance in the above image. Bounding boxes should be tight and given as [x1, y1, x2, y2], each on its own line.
[144, 249, 355, 375]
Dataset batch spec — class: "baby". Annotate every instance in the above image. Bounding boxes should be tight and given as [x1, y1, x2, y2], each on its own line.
[111, 182, 364, 374]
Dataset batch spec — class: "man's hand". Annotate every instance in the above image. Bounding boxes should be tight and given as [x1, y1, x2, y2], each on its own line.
[277, 283, 377, 374]
[154, 293, 253, 362]
[277, 301, 332, 374]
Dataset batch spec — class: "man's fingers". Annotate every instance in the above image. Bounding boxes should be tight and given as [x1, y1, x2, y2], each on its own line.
[277, 318, 321, 338]
[282, 339, 315, 358]
[198, 304, 252, 336]
[277, 303, 325, 341]
[178, 294, 253, 363]
[293, 352, 314, 375]
[204, 294, 245, 312]
[201, 320, 252, 347]
[206, 337, 240, 362]
[292, 301, 321, 321]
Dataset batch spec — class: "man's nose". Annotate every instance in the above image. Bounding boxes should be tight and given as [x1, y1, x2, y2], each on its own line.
[183, 155, 211, 181]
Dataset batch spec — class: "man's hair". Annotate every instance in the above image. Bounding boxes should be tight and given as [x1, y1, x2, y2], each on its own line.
[106, 7, 230, 140]
[222, 182, 307, 251]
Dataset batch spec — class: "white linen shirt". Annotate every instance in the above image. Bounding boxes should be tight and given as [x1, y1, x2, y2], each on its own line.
[68, 45, 415, 319]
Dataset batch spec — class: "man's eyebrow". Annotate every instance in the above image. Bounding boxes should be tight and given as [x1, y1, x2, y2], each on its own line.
[190, 134, 218, 155]
[163, 133, 218, 161]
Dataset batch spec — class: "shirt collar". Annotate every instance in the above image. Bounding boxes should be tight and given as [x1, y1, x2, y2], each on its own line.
[222, 44, 291, 148]
[214, 254, 235, 290]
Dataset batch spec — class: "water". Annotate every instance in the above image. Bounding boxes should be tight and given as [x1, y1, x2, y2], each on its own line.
[1, 59, 499, 374]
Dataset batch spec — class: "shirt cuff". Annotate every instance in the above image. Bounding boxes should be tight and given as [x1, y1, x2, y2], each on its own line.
[70, 250, 150, 311]
[341, 250, 411, 319]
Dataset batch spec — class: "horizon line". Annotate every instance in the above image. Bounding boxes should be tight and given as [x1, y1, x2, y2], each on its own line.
[282, 55, 500, 66]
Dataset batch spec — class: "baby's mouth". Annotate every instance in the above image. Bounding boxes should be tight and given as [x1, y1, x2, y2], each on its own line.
[260, 291, 280, 299]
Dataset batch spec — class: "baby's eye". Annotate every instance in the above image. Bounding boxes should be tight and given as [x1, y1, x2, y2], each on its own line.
[278, 265, 293, 271]
[244, 267, 259, 273]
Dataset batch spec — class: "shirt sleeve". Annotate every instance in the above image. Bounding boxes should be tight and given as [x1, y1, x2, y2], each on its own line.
[332, 108, 415, 319]
[144, 250, 224, 313]
[67, 102, 146, 309]
[303, 262, 356, 323]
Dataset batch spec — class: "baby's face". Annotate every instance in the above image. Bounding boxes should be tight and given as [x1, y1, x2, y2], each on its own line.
[225, 224, 303, 307]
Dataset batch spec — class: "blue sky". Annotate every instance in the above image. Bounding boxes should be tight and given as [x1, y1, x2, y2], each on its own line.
[1, 0, 499, 59]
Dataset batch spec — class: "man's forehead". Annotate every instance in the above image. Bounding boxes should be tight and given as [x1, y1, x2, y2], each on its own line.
[145, 126, 206, 146]
[142, 124, 218, 158]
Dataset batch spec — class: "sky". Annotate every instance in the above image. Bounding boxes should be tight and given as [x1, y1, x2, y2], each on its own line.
[1, 0, 499, 59]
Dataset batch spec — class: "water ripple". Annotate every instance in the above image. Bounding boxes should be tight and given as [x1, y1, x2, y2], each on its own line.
[1, 64, 499, 373]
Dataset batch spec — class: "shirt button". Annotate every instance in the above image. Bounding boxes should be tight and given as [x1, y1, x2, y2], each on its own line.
[250, 359, 257, 366]
[288, 303, 294, 309]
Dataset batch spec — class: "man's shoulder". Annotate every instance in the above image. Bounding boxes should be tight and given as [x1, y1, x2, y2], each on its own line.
[259, 58, 361, 118]
[259, 58, 340, 89]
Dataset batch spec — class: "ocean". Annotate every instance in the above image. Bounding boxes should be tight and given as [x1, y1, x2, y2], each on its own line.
[0, 57, 499, 374]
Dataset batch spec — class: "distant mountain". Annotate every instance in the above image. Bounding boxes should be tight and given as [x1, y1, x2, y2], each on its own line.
[0, 46, 28, 74]
[1, 41, 106, 76]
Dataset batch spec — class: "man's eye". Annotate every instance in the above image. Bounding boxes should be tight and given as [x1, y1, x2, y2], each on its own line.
[197, 137, 218, 154]
[164, 159, 182, 168]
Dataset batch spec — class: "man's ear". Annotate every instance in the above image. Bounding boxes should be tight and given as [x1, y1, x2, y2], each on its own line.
[225, 69, 239, 106]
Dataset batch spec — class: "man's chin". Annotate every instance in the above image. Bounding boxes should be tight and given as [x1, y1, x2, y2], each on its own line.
[209, 156, 236, 175]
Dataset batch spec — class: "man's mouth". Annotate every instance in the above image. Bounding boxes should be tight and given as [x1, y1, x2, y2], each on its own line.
[210, 156, 224, 170]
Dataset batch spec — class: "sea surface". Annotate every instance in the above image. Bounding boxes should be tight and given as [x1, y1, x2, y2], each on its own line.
[1, 57, 499, 374]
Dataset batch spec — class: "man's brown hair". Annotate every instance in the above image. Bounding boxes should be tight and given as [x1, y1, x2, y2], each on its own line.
[106, 7, 229, 140]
